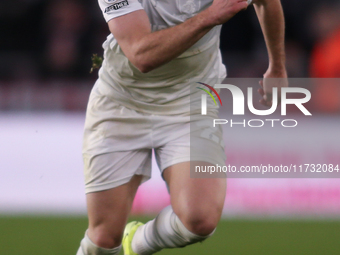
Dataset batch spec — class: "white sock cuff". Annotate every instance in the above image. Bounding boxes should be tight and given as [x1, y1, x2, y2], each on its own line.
[131, 206, 216, 255]
[80, 230, 121, 255]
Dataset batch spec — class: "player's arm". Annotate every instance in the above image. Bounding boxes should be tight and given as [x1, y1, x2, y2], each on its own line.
[108, 0, 249, 73]
[253, 0, 288, 106]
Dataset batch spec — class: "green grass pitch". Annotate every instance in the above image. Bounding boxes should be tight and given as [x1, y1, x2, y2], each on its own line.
[0, 216, 339, 255]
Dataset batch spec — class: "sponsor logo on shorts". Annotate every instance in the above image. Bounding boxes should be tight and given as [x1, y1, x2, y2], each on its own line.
[104, 0, 129, 13]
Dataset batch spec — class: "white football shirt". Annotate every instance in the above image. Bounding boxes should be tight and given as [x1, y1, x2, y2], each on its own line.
[96, 0, 226, 114]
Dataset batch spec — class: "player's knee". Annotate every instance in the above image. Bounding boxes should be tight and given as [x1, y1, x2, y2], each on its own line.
[89, 225, 122, 249]
[186, 216, 218, 236]
[78, 230, 122, 255]
[179, 208, 220, 236]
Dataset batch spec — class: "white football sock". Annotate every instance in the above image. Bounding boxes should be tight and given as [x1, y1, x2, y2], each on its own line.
[76, 230, 121, 255]
[131, 205, 214, 255]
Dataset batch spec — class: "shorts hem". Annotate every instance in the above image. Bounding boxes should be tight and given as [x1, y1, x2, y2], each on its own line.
[85, 174, 151, 194]
[160, 156, 226, 173]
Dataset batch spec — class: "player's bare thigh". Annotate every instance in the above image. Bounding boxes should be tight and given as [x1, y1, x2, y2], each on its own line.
[163, 161, 226, 236]
[86, 175, 143, 249]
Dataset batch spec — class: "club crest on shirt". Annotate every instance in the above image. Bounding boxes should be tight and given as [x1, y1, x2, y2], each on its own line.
[104, 0, 129, 13]
[177, 0, 201, 16]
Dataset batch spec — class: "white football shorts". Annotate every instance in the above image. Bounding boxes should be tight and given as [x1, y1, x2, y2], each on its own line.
[82, 82, 226, 193]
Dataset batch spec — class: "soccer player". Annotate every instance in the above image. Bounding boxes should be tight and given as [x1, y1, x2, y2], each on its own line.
[77, 0, 287, 254]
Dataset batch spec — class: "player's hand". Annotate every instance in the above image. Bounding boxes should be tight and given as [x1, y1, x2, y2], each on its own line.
[257, 68, 288, 107]
[207, 0, 249, 25]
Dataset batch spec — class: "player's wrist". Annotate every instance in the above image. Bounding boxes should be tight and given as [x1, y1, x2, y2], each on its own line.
[266, 62, 287, 77]
[196, 8, 219, 28]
